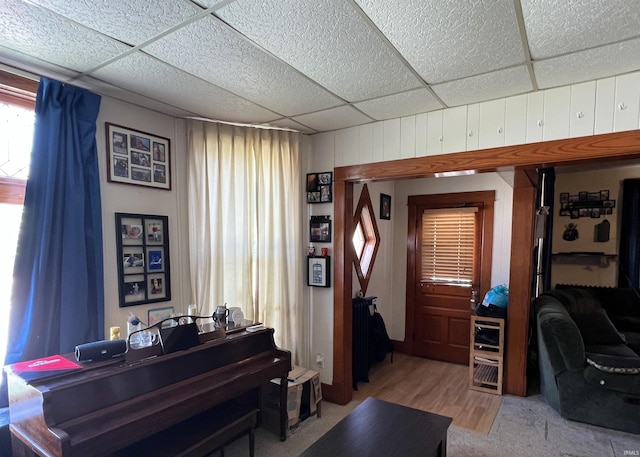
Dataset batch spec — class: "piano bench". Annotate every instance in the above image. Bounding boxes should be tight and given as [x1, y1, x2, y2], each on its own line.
[115, 403, 259, 457]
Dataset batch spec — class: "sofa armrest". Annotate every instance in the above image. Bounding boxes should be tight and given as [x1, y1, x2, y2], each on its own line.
[538, 305, 585, 374]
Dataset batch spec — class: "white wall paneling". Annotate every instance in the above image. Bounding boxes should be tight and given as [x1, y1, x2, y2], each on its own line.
[479, 99, 506, 149]
[383, 118, 401, 161]
[400, 115, 416, 159]
[358, 123, 374, 164]
[466, 103, 479, 151]
[341, 126, 360, 167]
[371, 121, 384, 163]
[426, 110, 443, 155]
[504, 94, 527, 146]
[526, 91, 544, 143]
[543, 86, 571, 141]
[569, 81, 596, 138]
[415, 112, 428, 157]
[442, 106, 467, 154]
[595, 77, 616, 134]
[613, 72, 640, 132]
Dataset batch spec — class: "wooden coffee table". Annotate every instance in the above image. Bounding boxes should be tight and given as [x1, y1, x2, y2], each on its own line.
[300, 397, 452, 457]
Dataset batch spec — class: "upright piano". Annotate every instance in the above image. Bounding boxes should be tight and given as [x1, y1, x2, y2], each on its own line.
[5, 325, 291, 457]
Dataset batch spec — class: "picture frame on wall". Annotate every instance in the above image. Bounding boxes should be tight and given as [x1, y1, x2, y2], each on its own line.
[380, 193, 391, 220]
[310, 216, 331, 242]
[106, 123, 171, 190]
[307, 256, 330, 287]
[116, 212, 171, 307]
[307, 171, 332, 203]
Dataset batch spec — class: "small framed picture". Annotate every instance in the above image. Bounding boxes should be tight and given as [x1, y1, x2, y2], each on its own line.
[603, 200, 615, 208]
[106, 122, 171, 190]
[600, 190, 609, 200]
[380, 194, 391, 220]
[318, 172, 332, 185]
[310, 216, 331, 242]
[148, 274, 167, 300]
[559, 192, 569, 203]
[307, 256, 330, 287]
[148, 306, 173, 327]
[591, 208, 601, 218]
[578, 191, 588, 201]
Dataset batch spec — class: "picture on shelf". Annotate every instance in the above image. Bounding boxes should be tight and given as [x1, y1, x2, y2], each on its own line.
[148, 306, 173, 327]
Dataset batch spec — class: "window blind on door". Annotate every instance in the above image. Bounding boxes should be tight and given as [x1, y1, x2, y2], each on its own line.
[421, 207, 477, 284]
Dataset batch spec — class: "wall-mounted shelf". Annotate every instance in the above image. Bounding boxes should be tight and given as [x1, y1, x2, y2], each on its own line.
[551, 252, 617, 267]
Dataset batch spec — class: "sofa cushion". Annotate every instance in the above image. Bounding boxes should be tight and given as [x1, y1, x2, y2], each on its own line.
[586, 345, 640, 375]
[572, 309, 627, 345]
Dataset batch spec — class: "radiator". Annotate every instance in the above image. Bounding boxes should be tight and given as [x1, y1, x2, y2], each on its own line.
[352, 296, 374, 390]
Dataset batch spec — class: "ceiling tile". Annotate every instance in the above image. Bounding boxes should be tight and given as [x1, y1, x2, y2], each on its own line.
[23, 0, 201, 46]
[75, 75, 195, 118]
[522, 0, 640, 59]
[216, 0, 422, 101]
[291, 106, 373, 133]
[354, 0, 525, 83]
[260, 118, 318, 134]
[0, 0, 130, 72]
[143, 16, 343, 117]
[432, 65, 532, 106]
[354, 89, 443, 120]
[534, 38, 640, 89]
[91, 52, 280, 124]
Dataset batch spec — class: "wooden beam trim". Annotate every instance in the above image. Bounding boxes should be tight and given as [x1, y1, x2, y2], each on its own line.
[335, 130, 640, 182]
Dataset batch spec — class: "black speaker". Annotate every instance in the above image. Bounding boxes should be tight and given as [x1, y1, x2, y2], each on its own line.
[75, 339, 127, 362]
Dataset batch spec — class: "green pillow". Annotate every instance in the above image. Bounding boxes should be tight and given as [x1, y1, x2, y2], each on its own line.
[572, 309, 627, 345]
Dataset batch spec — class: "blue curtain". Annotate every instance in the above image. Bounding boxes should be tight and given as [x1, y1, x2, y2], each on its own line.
[2, 79, 103, 405]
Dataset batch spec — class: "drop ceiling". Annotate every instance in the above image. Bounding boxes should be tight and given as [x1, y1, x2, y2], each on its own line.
[1, 0, 639, 134]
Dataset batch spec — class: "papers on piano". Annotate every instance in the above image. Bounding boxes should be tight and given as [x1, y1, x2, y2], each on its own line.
[246, 324, 265, 332]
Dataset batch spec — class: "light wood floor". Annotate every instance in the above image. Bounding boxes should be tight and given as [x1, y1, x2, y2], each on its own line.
[352, 352, 503, 434]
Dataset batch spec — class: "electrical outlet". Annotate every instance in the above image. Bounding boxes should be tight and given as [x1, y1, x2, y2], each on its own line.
[315, 353, 324, 369]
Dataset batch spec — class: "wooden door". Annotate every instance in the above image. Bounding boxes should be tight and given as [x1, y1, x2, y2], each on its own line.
[407, 192, 494, 365]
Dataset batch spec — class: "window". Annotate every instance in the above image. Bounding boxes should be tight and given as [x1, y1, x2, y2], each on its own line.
[421, 207, 478, 285]
[352, 184, 380, 294]
[0, 69, 36, 385]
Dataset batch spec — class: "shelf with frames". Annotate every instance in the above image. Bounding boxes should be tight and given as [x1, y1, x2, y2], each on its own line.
[469, 316, 504, 395]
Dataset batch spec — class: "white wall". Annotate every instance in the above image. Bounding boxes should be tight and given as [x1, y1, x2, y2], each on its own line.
[96, 96, 190, 337]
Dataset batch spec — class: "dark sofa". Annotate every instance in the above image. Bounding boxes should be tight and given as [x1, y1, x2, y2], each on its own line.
[534, 288, 640, 434]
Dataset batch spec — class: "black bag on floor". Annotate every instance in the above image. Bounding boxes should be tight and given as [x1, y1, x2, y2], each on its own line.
[370, 307, 394, 363]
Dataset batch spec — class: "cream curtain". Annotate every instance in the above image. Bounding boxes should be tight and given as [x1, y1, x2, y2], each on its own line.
[187, 120, 302, 361]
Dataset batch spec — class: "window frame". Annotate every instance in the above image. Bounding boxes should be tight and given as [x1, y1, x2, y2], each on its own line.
[0, 68, 37, 205]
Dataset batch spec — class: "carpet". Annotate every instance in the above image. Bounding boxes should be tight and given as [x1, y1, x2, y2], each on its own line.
[222, 394, 640, 457]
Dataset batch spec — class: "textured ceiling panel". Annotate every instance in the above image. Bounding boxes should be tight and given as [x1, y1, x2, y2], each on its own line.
[354, 0, 525, 84]
[76, 75, 195, 118]
[143, 16, 343, 117]
[534, 38, 640, 89]
[22, 0, 201, 46]
[291, 106, 373, 132]
[0, 0, 130, 72]
[262, 118, 317, 134]
[432, 65, 532, 106]
[216, 0, 422, 101]
[91, 52, 280, 124]
[354, 89, 443, 120]
[522, 0, 640, 59]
